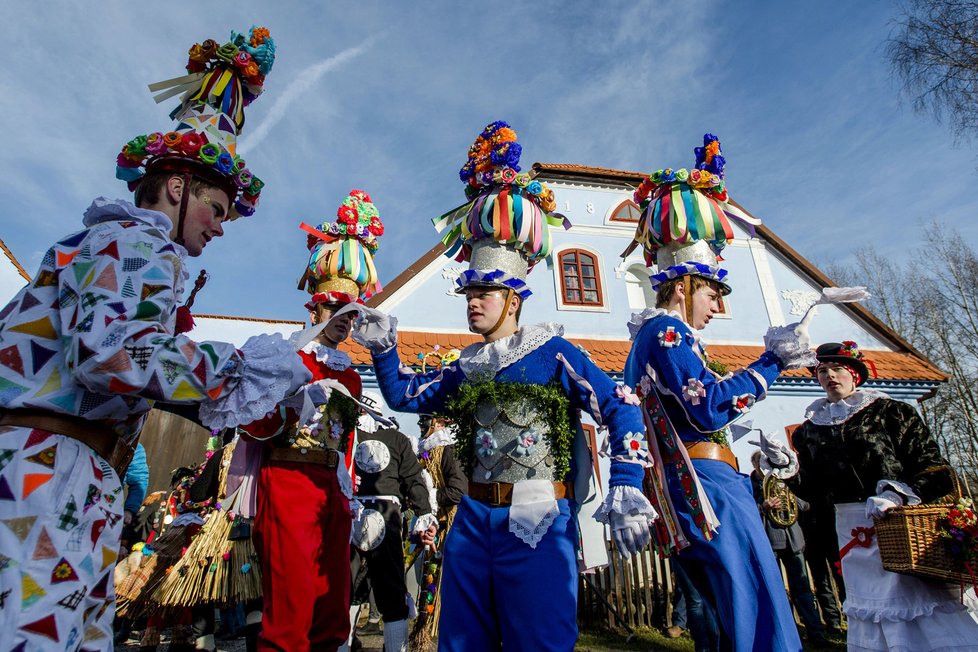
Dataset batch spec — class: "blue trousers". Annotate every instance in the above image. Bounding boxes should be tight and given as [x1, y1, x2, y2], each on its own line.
[438, 496, 578, 651]
[671, 460, 802, 652]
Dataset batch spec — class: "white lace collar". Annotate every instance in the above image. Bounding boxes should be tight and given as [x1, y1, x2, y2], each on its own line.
[457, 322, 563, 380]
[301, 341, 352, 370]
[420, 428, 456, 453]
[805, 388, 889, 426]
[626, 308, 685, 341]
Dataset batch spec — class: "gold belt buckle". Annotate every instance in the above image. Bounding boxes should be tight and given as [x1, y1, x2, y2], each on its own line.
[489, 481, 502, 506]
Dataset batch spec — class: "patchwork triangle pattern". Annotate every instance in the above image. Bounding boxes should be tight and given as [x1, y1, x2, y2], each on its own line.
[0, 345, 25, 375]
[19, 612, 59, 642]
[89, 571, 110, 599]
[21, 572, 47, 608]
[8, 316, 57, 339]
[24, 445, 56, 468]
[22, 473, 52, 499]
[51, 557, 80, 583]
[2, 515, 37, 542]
[29, 341, 58, 374]
[33, 527, 57, 559]
[0, 475, 13, 501]
[18, 292, 41, 312]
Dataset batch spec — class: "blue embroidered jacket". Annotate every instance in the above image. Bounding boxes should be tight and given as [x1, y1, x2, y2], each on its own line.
[372, 329, 646, 490]
[624, 314, 783, 440]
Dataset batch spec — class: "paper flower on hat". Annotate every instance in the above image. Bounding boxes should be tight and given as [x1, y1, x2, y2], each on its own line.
[476, 428, 497, 458]
[432, 120, 571, 300]
[300, 190, 384, 307]
[116, 26, 275, 219]
[417, 345, 462, 373]
[622, 133, 761, 289]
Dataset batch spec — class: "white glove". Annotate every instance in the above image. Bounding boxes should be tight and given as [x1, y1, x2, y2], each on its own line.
[610, 512, 651, 557]
[866, 489, 903, 519]
[763, 321, 816, 370]
[287, 353, 313, 396]
[351, 306, 398, 353]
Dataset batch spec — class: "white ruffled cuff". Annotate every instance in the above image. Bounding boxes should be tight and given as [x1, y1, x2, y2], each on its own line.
[351, 314, 399, 353]
[412, 512, 438, 533]
[199, 333, 295, 430]
[593, 486, 657, 524]
[876, 479, 922, 505]
[763, 323, 817, 370]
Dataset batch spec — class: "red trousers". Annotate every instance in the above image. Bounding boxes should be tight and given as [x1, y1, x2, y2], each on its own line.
[254, 460, 352, 652]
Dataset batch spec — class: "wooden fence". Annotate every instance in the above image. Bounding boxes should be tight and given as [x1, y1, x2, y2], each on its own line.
[579, 541, 675, 631]
[137, 409, 212, 492]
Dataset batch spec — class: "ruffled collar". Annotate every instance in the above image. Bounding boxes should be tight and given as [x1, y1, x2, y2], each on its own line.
[805, 388, 889, 426]
[457, 322, 563, 380]
[420, 428, 456, 453]
[626, 308, 685, 341]
[301, 341, 352, 370]
[84, 197, 178, 239]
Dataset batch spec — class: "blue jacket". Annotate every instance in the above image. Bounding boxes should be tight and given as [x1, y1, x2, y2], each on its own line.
[123, 443, 149, 514]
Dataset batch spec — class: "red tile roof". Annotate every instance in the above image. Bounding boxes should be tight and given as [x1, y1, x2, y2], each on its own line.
[340, 331, 945, 382]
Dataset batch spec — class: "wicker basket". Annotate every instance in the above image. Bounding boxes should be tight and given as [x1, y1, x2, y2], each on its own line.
[874, 469, 970, 583]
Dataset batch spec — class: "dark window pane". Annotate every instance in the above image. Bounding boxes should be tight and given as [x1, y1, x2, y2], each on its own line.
[565, 277, 580, 289]
[584, 291, 599, 303]
[567, 290, 581, 302]
[582, 277, 596, 289]
[563, 264, 576, 276]
[581, 265, 595, 277]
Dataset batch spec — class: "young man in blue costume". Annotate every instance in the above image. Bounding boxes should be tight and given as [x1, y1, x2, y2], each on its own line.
[353, 121, 656, 652]
[622, 135, 815, 651]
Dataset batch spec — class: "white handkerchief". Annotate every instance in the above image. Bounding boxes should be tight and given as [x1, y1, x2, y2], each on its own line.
[508, 479, 560, 549]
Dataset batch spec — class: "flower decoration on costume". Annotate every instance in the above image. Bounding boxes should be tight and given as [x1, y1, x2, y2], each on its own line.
[622, 431, 649, 461]
[658, 327, 682, 348]
[476, 427, 497, 458]
[300, 189, 384, 307]
[615, 384, 642, 406]
[839, 341, 863, 360]
[117, 26, 275, 218]
[514, 427, 541, 456]
[241, 563, 252, 574]
[638, 375, 653, 398]
[732, 393, 755, 414]
[682, 378, 707, 406]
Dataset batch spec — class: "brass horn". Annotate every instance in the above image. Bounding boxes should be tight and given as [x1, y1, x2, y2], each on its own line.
[763, 474, 799, 528]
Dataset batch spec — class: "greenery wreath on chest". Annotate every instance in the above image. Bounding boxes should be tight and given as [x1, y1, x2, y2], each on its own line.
[444, 381, 575, 480]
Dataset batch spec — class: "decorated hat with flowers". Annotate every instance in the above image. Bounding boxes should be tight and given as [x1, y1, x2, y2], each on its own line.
[431, 120, 570, 299]
[299, 189, 384, 308]
[809, 341, 877, 387]
[622, 134, 762, 295]
[116, 26, 275, 220]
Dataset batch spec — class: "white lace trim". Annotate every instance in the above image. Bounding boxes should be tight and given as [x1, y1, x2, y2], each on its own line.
[508, 479, 560, 548]
[457, 322, 563, 380]
[199, 333, 296, 430]
[626, 308, 682, 341]
[844, 599, 969, 623]
[805, 389, 890, 425]
[593, 486, 658, 524]
[420, 428, 456, 452]
[301, 341, 352, 370]
[421, 469, 438, 514]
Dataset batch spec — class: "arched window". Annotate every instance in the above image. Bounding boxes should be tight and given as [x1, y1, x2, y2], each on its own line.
[609, 199, 642, 223]
[560, 249, 603, 306]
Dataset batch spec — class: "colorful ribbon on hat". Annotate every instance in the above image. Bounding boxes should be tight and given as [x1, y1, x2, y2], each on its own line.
[300, 223, 383, 299]
[432, 186, 570, 269]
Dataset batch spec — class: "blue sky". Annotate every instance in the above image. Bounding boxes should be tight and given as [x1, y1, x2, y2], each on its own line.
[3, 1, 975, 319]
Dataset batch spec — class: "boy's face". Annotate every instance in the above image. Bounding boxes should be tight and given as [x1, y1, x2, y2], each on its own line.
[311, 303, 356, 347]
[464, 287, 510, 335]
[179, 185, 231, 257]
[688, 283, 721, 330]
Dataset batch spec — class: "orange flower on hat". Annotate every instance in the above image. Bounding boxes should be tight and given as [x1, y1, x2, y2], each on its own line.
[250, 27, 271, 46]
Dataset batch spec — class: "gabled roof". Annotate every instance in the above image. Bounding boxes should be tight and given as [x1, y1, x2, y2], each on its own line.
[0, 238, 30, 282]
[339, 331, 944, 382]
